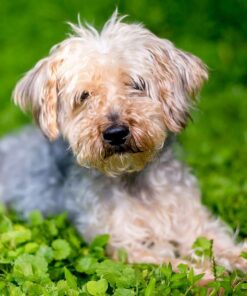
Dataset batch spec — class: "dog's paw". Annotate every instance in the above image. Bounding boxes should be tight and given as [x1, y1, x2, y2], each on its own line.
[215, 246, 247, 273]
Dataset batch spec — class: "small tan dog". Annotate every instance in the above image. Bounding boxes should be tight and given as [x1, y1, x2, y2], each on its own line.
[0, 12, 246, 276]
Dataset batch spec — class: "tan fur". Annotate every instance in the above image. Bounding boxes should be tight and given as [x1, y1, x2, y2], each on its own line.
[14, 58, 63, 139]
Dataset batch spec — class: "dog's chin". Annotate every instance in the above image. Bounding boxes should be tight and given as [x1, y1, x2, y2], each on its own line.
[104, 144, 142, 159]
[77, 149, 156, 177]
[100, 151, 155, 177]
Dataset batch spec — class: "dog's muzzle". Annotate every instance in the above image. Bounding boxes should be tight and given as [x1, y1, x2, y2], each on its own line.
[102, 125, 142, 158]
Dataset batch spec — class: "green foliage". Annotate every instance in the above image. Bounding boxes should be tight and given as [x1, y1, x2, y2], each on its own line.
[86, 279, 108, 296]
[192, 237, 212, 258]
[0, 209, 246, 295]
[52, 239, 71, 261]
[12, 254, 49, 284]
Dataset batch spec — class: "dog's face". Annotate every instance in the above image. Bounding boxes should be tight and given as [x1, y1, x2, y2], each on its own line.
[13, 14, 208, 176]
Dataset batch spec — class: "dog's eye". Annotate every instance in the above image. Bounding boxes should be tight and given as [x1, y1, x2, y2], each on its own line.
[132, 82, 142, 90]
[131, 78, 146, 91]
[80, 91, 89, 102]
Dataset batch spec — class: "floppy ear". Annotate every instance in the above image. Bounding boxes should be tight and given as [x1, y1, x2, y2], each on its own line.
[148, 38, 208, 132]
[13, 57, 61, 140]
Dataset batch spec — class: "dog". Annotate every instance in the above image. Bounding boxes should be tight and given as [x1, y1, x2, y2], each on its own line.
[0, 12, 246, 276]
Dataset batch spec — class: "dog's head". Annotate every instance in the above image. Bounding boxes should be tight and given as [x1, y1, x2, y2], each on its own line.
[13, 13, 208, 176]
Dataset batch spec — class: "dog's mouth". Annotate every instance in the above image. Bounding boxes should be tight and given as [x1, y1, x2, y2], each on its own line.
[104, 144, 142, 158]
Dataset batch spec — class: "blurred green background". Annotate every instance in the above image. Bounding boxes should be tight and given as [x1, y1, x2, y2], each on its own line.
[0, 0, 247, 236]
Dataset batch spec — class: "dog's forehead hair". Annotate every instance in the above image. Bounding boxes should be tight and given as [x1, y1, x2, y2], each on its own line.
[59, 53, 139, 98]
[53, 28, 155, 90]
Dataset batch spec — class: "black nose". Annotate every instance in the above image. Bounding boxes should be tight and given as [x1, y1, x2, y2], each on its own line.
[103, 125, 129, 146]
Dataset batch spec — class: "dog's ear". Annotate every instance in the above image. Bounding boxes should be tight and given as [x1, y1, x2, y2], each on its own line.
[13, 56, 62, 140]
[148, 38, 208, 132]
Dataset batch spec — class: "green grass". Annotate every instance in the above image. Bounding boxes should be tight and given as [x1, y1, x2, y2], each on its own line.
[0, 208, 246, 295]
[0, 0, 247, 294]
